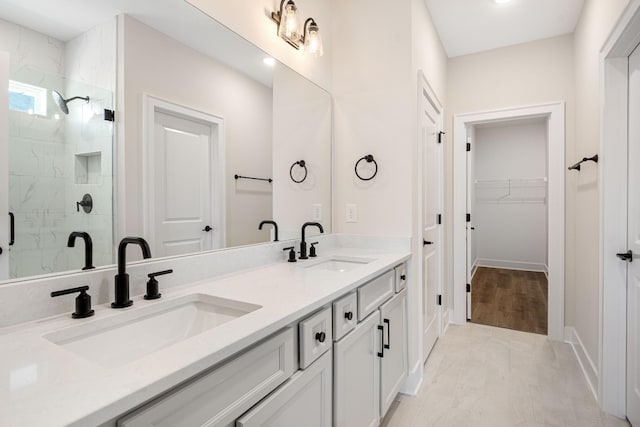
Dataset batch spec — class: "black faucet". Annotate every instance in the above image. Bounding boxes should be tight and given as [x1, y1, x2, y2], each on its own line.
[259, 220, 279, 242]
[112, 237, 152, 308]
[67, 231, 94, 270]
[299, 222, 324, 260]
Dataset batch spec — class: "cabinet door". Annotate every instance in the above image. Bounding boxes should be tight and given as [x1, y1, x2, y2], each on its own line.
[379, 289, 408, 417]
[333, 312, 381, 427]
[117, 328, 296, 427]
[236, 350, 332, 427]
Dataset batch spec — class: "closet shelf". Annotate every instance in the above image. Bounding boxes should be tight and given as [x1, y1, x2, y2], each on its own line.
[475, 177, 547, 204]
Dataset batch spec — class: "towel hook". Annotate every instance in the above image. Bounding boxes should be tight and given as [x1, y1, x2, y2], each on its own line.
[355, 154, 378, 181]
[290, 160, 308, 183]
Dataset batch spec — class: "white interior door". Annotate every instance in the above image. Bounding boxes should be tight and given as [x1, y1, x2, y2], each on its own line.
[0, 52, 9, 280]
[626, 43, 640, 427]
[153, 111, 217, 257]
[421, 90, 442, 361]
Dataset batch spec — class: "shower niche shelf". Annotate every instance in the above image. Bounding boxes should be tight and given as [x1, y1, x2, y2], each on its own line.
[75, 152, 102, 184]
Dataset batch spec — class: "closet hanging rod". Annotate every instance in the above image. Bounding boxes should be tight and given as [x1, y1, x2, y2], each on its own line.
[568, 154, 598, 171]
[234, 174, 273, 183]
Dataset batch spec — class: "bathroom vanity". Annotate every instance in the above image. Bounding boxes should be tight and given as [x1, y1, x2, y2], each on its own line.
[0, 238, 410, 427]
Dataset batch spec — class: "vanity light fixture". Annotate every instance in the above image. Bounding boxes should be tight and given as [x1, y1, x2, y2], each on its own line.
[271, 0, 324, 57]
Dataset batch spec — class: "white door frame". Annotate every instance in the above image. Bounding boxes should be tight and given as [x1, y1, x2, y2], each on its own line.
[0, 53, 9, 279]
[453, 102, 566, 342]
[142, 94, 226, 253]
[600, 0, 640, 417]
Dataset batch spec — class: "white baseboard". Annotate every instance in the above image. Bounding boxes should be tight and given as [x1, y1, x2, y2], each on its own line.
[400, 359, 423, 396]
[441, 309, 450, 335]
[564, 326, 598, 401]
[470, 260, 479, 279]
[476, 258, 547, 273]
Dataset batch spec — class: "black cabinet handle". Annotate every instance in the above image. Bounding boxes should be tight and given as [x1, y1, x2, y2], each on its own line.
[315, 332, 326, 343]
[616, 250, 633, 262]
[344, 311, 353, 321]
[400, 274, 406, 281]
[377, 325, 385, 358]
[384, 319, 390, 350]
[203, 225, 212, 232]
[423, 240, 433, 245]
[9, 212, 14, 246]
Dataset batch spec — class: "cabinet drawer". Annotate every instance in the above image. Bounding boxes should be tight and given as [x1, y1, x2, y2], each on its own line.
[357, 270, 395, 321]
[394, 263, 407, 292]
[299, 307, 332, 369]
[236, 350, 332, 427]
[333, 292, 357, 341]
[117, 328, 296, 427]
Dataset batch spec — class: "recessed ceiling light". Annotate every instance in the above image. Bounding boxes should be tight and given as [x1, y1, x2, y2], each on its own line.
[262, 57, 276, 66]
[494, 0, 512, 3]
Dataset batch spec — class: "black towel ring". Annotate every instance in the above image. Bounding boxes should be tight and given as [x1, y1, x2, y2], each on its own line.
[355, 154, 378, 181]
[290, 160, 308, 183]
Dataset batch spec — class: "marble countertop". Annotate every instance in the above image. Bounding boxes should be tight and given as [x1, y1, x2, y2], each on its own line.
[0, 246, 410, 427]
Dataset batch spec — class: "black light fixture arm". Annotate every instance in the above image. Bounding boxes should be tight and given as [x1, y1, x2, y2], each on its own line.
[568, 154, 598, 171]
[301, 17, 315, 44]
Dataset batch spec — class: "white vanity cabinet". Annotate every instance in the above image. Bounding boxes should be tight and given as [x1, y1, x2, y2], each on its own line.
[236, 350, 332, 427]
[334, 275, 408, 427]
[116, 328, 296, 427]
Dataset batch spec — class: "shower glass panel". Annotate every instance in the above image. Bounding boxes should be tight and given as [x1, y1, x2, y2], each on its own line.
[7, 66, 114, 279]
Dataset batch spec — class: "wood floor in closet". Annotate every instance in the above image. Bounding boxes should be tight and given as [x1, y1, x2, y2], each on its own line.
[470, 267, 548, 335]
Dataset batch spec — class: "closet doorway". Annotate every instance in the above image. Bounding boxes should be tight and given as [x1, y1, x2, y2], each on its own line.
[468, 118, 549, 335]
[452, 103, 565, 341]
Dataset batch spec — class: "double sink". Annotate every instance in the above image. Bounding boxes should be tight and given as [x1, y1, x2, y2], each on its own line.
[43, 256, 374, 368]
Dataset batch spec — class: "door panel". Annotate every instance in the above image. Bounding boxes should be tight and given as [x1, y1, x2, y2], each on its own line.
[421, 90, 442, 361]
[0, 53, 8, 279]
[379, 290, 408, 416]
[154, 112, 215, 257]
[627, 43, 640, 427]
[333, 312, 380, 427]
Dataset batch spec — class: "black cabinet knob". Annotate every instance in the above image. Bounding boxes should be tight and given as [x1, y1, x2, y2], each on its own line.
[344, 311, 353, 321]
[400, 274, 406, 280]
[315, 332, 326, 343]
[203, 225, 213, 232]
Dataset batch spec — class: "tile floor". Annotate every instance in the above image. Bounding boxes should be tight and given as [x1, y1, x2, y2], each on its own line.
[382, 323, 631, 427]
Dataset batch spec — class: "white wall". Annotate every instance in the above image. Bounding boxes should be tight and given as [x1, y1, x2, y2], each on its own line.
[446, 34, 574, 317]
[272, 64, 332, 239]
[473, 120, 548, 271]
[119, 15, 273, 248]
[571, 0, 629, 375]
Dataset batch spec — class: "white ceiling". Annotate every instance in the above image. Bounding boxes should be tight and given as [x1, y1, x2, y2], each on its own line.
[424, 0, 585, 57]
[0, 0, 275, 86]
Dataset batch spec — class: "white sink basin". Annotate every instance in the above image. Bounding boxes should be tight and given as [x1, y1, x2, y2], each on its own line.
[304, 256, 374, 273]
[44, 294, 261, 368]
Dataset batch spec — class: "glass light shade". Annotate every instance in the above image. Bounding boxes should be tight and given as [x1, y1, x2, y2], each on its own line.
[279, 1, 300, 41]
[304, 25, 323, 57]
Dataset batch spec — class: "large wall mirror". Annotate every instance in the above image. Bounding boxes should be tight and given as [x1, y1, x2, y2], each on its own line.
[0, 0, 332, 283]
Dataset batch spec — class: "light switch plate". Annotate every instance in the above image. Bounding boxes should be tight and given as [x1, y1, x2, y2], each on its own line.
[346, 204, 357, 223]
[312, 204, 322, 221]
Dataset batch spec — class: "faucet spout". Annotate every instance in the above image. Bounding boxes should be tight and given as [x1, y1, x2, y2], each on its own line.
[259, 220, 279, 242]
[300, 222, 324, 260]
[67, 231, 94, 270]
[112, 236, 152, 308]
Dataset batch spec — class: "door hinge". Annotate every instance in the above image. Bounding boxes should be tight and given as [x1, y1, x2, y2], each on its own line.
[437, 214, 442, 225]
[466, 142, 471, 152]
[438, 131, 445, 144]
[466, 213, 471, 222]
[466, 283, 471, 293]
[437, 294, 442, 306]
[104, 109, 115, 122]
